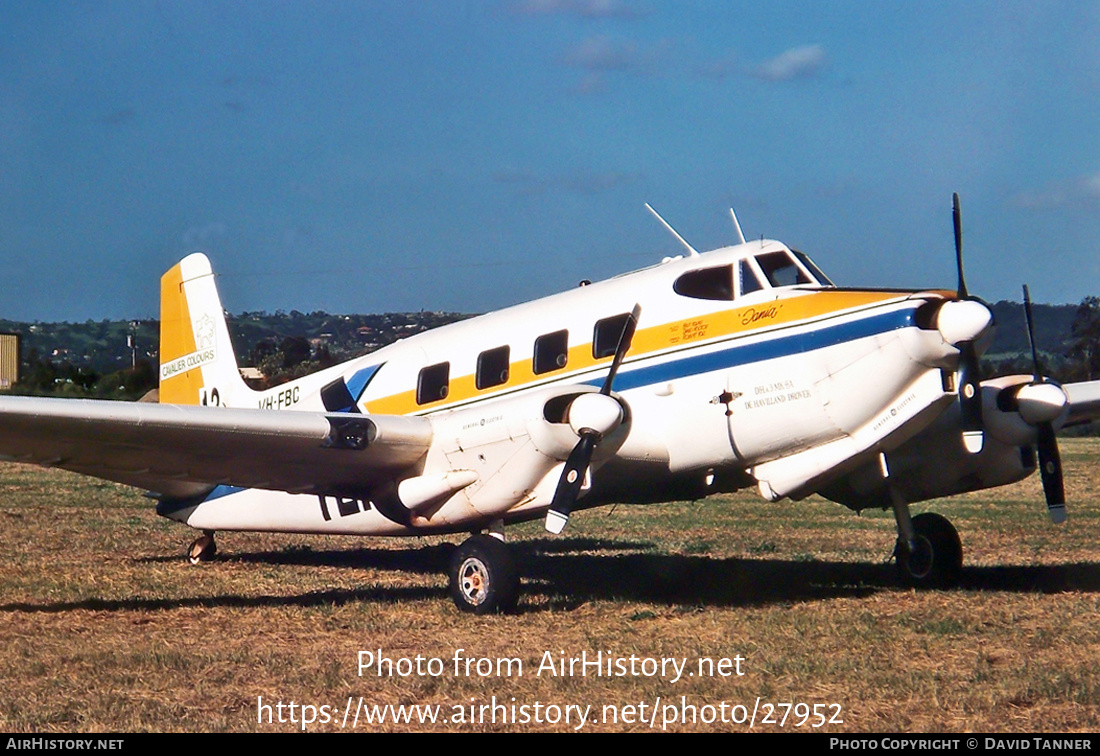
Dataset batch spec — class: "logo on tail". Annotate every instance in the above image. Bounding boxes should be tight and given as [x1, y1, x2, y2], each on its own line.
[159, 253, 252, 406]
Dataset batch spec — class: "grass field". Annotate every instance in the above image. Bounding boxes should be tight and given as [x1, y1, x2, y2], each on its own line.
[2, 439, 1100, 732]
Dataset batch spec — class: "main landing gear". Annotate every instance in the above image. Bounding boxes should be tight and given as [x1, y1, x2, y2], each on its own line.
[187, 530, 217, 565]
[890, 491, 962, 588]
[448, 530, 520, 615]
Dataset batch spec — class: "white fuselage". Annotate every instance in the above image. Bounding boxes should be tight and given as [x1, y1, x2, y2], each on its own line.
[161, 240, 971, 536]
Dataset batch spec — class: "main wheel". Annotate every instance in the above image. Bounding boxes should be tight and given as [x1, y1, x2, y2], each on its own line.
[449, 534, 519, 614]
[895, 512, 962, 589]
[187, 531, 217, 565]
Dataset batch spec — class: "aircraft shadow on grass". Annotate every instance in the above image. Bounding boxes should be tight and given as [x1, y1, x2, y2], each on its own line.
[5, 537, 1100, 615]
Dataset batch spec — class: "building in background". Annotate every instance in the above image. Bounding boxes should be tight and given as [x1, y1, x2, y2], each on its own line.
[0, 333, 20, 390]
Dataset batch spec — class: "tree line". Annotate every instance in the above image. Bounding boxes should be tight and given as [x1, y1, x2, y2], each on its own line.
[3, 298, 1098, 402]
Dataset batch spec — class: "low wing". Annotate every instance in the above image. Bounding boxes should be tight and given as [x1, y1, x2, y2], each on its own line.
[817, 377, 1100, 512]
[1065, 380, 1100, 426]
[0, 396, 432, 500]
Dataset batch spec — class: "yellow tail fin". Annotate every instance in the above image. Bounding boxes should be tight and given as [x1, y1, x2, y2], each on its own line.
[159, 253, 252, 406]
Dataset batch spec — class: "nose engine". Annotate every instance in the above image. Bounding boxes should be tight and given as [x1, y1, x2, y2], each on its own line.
[935, 299, 993, 347]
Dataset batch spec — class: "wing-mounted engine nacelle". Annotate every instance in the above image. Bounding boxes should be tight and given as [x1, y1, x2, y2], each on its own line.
[381, 385, 632, 529]
[820, 373, 1070, 516]
[818, 428, 1036, 512]
[981, 375, 1069, 447]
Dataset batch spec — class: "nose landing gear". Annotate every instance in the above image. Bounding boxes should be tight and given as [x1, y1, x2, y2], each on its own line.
[892, 505, 962, 589]
[187, 530, 217, 565]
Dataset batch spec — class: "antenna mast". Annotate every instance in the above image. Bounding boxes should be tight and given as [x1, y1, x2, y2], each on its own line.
[729, 208, 746, 245]
[644, 203, 699, 257]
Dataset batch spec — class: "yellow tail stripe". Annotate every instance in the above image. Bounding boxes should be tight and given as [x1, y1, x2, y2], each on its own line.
[158, 261, 203, 405]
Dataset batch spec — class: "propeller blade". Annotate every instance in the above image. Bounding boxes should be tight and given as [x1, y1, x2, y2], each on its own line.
[600, 304, 641, 396]
[957, 342, 984, 453]
[1036, 422, 1066, 523]
[545, 433, 596, 534]
[949, 193, 983, 453]
[950, 194, 985, 455]
[953, 192, 968, 300]
[1022, 284, 1042, 383]
[546, 304, 641, 534]
[1020, 283, 1067, 524]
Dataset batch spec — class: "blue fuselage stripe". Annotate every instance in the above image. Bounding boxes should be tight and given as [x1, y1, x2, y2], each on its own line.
[593, 306, 917, 391]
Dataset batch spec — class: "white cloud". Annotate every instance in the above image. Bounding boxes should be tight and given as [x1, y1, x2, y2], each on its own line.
[1011, 171, 1100, 210]
[182, 221, 228, 250]
[753, 44, 827, 82]
[570, 72, 610, 95]
[1084, 172, 1100, 199]
[564, 35, 637, 71]
[494, 169, 641, 196]
[511, 0, 644, 18]
[560, 34, 673, 92]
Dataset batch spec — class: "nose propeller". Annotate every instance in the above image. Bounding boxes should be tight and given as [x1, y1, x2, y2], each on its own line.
[545, 304, 640, 534]
[952, 193, 985, 454]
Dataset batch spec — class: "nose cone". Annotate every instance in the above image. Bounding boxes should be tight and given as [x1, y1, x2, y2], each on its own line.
[1015, 382, 1069, 426]
[567, 392, 624, 437]
[937, 299, 993, 346]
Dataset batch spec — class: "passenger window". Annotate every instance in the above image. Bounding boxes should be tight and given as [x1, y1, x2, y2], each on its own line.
[755, 251, 812, 287]
[476, 346, 510, 390]
[739, 260, 764, 295]
[672, 265, 735, 300]
[533, 330, 569, 374]
[593, 314, 631, 359]
[416, 362, 450, 405]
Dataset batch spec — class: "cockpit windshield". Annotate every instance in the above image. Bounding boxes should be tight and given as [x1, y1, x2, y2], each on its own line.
[792, 250, 834, 286]
[755, 251, 813, 287]
[672, 248, 832, 301]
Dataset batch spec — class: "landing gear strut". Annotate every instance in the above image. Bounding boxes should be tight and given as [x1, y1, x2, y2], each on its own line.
[187, 530, 217, 565]
[448, 533, 519, 614]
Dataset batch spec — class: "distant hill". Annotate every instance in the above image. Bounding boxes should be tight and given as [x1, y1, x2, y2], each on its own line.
[0, 310, 471, 375]
[1, 299, 1093, 396]
[0, 310, 471, 398]
[985, 301, 1078, 357]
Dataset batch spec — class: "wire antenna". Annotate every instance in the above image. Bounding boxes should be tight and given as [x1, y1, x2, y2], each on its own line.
[644, 203, 699, 257]
[729, 207, 746, 244]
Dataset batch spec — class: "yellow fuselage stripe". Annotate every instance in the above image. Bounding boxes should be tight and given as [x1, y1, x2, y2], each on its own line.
[364, 289, 930, 416]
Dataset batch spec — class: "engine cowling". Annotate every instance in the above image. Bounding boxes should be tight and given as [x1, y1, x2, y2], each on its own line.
[380, 385, 631, 528]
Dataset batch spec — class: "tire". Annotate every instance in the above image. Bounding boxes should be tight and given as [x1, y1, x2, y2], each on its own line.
[895, 512, 962, 589]
[449, 535, 520, 615]
[187, 532, 217, 565]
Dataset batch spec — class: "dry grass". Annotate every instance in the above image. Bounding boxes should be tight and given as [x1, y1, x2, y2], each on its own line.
[2, 439, 1100, 732]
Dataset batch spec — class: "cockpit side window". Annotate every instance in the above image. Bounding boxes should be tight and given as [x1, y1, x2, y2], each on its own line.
[739, 259, 764, 295]
[755, 251, 812, 287]
[672, 265, 734, 301]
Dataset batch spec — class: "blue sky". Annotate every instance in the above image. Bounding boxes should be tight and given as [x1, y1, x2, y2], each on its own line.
[2, 1, 1098, 321]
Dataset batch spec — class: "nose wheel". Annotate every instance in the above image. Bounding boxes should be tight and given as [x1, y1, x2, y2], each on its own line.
[187, 531, 217, 565]
[448, 534, 519, 614]
[893, 512, 962, 588]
